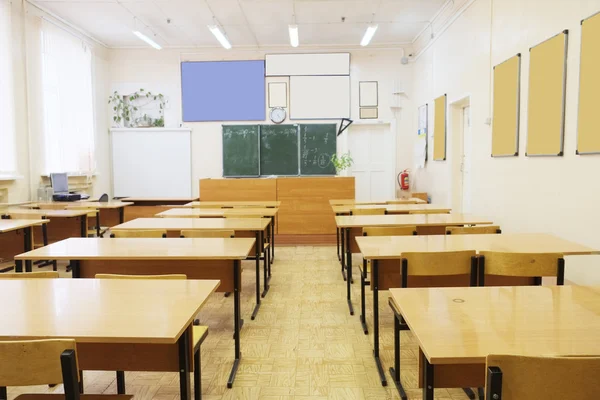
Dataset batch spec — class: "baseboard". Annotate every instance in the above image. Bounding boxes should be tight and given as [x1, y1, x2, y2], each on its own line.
[275, 234, 336, 245]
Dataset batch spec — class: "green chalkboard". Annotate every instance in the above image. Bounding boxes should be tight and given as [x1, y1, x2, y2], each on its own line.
[260, 125, 299, 176]
[299, 124, 337, 175]
[222, 125, 259, 176]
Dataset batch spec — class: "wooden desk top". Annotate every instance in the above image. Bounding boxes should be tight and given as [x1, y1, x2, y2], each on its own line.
[184, 201, 281, 208]
[332, 204, 451, 214]
[2, 208, 90, 218]
[112, 217, 271, 231]
[329, 198, 427, 206]
[390, 285, 600, 365]
[0, 278, 219, 344]
[122, 197, 198, 202]
[156, 208, 278, 218]
[25, 202, 133, 210]
[356, 233, 600, 259]
[0, 219, 48, 233]
[335, 214, 493, 228]
[15, 237, 256, 261]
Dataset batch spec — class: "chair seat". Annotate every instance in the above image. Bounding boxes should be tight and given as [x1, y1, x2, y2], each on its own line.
[16, 395, 134, 400]
[193, 325, 209, 351]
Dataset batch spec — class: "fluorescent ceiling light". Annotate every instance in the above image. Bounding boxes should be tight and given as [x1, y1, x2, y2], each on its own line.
[360, 24, 378, 46]
[289, 24, 299, 47]
[132, 31, 162, 50]
[208, 25, 232, 49]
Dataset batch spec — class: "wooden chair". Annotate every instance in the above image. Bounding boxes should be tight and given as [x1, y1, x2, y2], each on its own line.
[485, 355, 600, 399]
[478, 251, 565, 286]
[359, 226, 417, 334]
[7, 214, 56, 271]
[386, 200, 419, 205]
[95, 273, 206, 400]
[0, 271, 59, 279]
[0, 339, 132, 400]
[350, 208, 386, 215]
[446, 225, 502, 235]
[410, 192, 429, 202]
[389, 250, 478, 400]
[110, 230, 167, 238]
[180, 230, 234, 238]
[98, 194, 109, 202]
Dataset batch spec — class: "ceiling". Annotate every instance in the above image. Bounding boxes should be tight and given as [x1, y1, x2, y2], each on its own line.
[31, 0, 447, 48]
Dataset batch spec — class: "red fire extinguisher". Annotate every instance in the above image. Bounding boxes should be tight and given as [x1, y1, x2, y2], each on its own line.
[398, 169, 410, 191]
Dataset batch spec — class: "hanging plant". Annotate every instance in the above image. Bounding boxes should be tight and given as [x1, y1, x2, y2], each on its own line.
[108, 89, 167, 128]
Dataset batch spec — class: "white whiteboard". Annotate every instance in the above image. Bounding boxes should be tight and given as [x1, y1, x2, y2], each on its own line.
[111, 129, 192, 198]
[266, 53, 350, 76]
[290, 76, 350, 120]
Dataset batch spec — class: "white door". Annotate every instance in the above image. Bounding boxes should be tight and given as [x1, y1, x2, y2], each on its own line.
[461, 106, 472, 213]
[347, 124, 395, 201]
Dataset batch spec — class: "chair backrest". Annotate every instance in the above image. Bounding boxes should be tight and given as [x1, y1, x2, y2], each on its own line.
[446, 225, 502, 235]
[0, 339, 77, 387]
[95, 274, 187, 280]
[386, 200, 419, 205]
[98, 193, 109, 202]
[0, 271, 59, 279]
[479, 251, 564, 286]
[110, 230, 167, 238]
[351, 208, 386, 216]
[401, 250, 478, 286]
[486, 354, 600, 400]
[363, 226, 417, 236]
[408, 210, 450, 214]
[180, 229, 234, 238]
[410, 192, 429, 202]
[224, 215, 257, 218]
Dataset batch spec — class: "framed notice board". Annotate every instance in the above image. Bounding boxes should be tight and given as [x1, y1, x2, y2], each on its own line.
[577, 12, 600, 154]
[433, 94, 447, 161]
[526, 30, 568, 156]
[492, 54, 521, 157]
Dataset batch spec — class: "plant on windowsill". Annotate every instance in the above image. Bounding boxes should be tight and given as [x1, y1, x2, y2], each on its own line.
[108, 89, 167, 128]
[331, 153, 354, 175]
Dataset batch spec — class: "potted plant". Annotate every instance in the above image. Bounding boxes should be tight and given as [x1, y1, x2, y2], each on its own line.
[331, 153, 354, 175]
[109, 89, 167, 128]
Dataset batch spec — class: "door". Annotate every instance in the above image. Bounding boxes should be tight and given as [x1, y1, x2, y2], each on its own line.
[461, 106, 472, 213]
[347, 124, 395, 201]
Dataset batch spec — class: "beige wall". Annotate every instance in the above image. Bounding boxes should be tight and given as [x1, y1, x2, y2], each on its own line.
[410, 0, 600, 283]
[3, 0, 110, 203]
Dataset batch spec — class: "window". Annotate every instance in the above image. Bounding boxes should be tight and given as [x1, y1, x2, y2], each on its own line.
[40, 19, 95, 174]
[0, 0, 17, 176]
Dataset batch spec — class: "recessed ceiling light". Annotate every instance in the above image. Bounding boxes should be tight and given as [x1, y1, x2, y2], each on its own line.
[360, 24, 378, 47]
[289, 24, 299, 47]
[207, 25, 232, 49]
[132, 31, 162, 50]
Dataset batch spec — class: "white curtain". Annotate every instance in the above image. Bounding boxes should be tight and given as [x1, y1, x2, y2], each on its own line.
[0, 0, 16, 175]
[40, 19, 95, 174]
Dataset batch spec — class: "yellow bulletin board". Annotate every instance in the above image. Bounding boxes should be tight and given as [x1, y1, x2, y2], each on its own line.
[492, 54, 521, 157]
[526, 30, 569, 156]
[433, 94, 447, 161]
[577, 12, 600, 154]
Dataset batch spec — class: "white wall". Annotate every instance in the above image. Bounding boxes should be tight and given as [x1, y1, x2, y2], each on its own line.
[107, 48, 413, 197]
[410, 0, 600, 283]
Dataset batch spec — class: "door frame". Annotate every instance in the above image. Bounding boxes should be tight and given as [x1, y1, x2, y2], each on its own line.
[449, 95, 471, 214]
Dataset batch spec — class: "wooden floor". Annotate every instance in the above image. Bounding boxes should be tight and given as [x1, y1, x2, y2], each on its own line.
[7, 246, 471, 400]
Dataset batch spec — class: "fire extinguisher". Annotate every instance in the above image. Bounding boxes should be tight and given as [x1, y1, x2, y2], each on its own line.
[398, 169, 410, 191]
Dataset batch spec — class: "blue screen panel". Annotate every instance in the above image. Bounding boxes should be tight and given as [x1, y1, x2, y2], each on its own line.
[181, 60, 265, 122]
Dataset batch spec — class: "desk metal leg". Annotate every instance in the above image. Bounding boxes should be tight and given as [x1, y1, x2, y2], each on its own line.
[389, 299, 407, 400]
[340, 227, 346, 280]
[373, 260, 386, 386]
[270, 216, 275, 266]
[95, 212, 101, 237]
[360, 259, 368, 334]
[422, 352, 434, 400]
[24, 227, 32, 272]
[71, 260, 80, 278]
[119, 207, 125, 224]
[262, 230, 270, 298]
[178, 328, 191, 400]
[227, 260, 242, 388]
[0, 386, 6, 400]
[79, 216, 86, 238]
[251, 231, 261, 320]
[346, 228, 354, 315]
[116, 371, 125, 394]
[15, 260, 23, 273]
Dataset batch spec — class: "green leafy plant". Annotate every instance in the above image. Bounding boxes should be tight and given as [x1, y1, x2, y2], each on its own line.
[108, 89, 166, 128]
[331, 153, 354, 174]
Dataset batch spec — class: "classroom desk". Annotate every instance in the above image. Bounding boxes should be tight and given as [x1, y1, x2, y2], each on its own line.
[121, 197, 199, 221]
[2, 208, 90, 241]
[329, 198, 427, 206]
[0, 219, 48, 272]
[356, 233, 600, 387]
[389, 285, 600, 400]
[0, 278, 219, 400]
[14, 237, 252, 388]
[184, 201, 281, 208]
[157, 207, 278, 263]
[111, 218, 272, 318]
[26, 201, 132, 230]
[335, 214, 494, 310]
